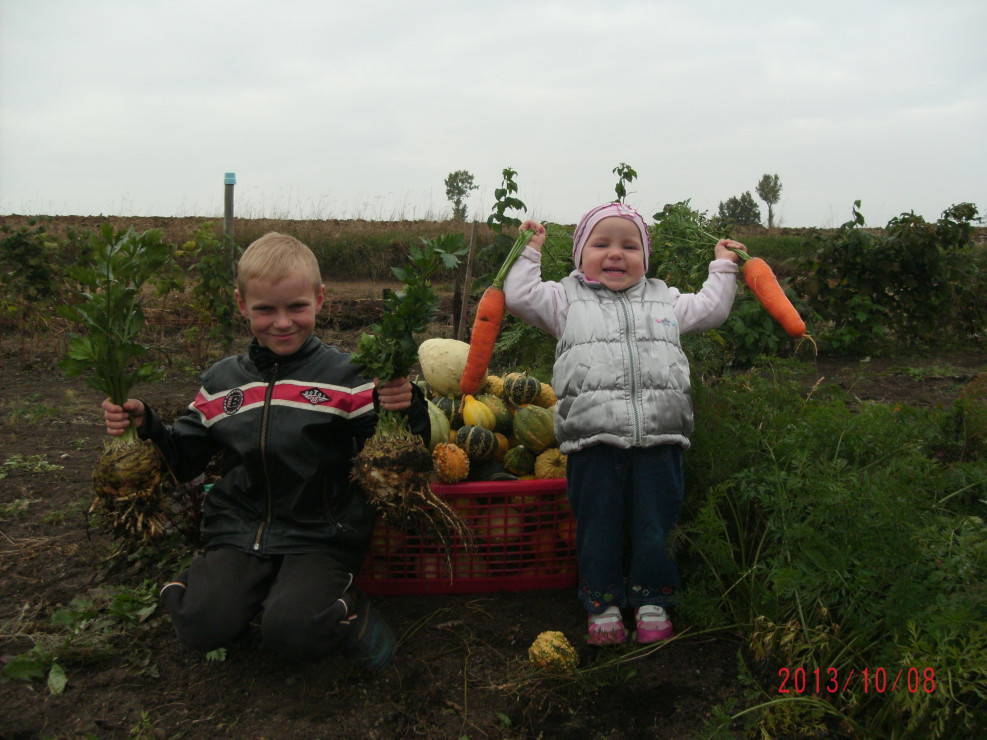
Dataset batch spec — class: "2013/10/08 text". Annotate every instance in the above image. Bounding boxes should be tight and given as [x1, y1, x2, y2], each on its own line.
[778, 667, 936, 695]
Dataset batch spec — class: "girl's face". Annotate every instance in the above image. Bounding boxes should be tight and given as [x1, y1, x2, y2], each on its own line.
[578, 217, 647, 291]
[235, 274, 325, 356]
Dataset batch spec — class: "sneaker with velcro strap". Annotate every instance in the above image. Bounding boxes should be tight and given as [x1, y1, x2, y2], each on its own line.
[340, 587, 395, 671]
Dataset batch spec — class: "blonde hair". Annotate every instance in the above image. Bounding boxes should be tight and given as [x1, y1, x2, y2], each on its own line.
[235, 232, 323, 296]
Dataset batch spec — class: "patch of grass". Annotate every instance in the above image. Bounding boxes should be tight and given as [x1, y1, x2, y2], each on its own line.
[0, 497, 39, 520]
[0, 581, 160, 695]
[3, 393, 60, 424]
[679, 360, 987, 738]
[0, 453, 63, 479]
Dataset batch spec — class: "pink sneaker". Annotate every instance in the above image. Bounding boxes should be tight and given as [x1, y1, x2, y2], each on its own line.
[588, 606, 626, 646]
[635, 605, 674, 644]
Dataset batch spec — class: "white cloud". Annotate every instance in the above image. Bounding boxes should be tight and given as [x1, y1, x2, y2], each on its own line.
[2, 0, 984, 226]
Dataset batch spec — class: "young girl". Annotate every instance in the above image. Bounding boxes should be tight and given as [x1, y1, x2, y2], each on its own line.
[503, 203, 745, 645]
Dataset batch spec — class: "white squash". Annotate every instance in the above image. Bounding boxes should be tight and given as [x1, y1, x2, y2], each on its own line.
[426, 399, 451, 450]
[418, 338, 484, 398]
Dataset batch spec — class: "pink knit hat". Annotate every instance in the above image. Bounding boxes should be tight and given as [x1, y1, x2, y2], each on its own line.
[571, 202, 652, 272]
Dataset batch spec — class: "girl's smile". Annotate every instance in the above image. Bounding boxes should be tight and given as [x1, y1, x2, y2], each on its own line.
[578, 217, 647, 291]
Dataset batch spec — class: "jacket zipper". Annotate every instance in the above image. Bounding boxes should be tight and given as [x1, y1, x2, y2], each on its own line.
[252, 362, 278, 550]
[617, 293, 643, 445]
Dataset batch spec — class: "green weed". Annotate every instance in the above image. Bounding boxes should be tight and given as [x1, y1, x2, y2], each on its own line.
[680, 361, 987, 738]
[0, 454, 63, 479]
[0, 581, 160, 694]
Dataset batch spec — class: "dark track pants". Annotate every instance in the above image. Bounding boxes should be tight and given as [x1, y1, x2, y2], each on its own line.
[161, 547, 355, 661]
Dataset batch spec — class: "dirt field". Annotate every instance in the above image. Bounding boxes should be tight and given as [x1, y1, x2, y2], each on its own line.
[1, 281, 984, 739]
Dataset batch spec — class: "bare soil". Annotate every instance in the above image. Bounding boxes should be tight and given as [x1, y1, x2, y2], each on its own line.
[1, 281, 985, 740]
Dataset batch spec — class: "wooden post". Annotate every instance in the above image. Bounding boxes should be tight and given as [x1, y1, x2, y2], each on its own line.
[456, 221, 478, 341]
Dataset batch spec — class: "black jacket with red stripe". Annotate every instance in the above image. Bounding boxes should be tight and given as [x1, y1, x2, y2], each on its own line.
[140, 335, 430, 571]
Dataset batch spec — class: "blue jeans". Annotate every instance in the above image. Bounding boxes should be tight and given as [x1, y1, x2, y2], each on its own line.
[566, 444, 684, 614]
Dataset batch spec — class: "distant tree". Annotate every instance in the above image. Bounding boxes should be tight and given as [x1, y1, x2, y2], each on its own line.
[717, 191, 761, 226]
[756, 173, 783, 228]
[444, 170, 478, 221]
[612, 162, 637, 203]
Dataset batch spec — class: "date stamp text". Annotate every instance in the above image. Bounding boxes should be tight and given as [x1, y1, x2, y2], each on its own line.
[778, 667, 936, 695]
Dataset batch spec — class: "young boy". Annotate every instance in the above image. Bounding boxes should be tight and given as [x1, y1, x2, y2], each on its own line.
[102, 232, 429, 669]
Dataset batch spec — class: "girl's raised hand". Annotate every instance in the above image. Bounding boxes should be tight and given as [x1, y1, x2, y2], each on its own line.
[520, 219, 547, 251]
[715, 239, 747, 262]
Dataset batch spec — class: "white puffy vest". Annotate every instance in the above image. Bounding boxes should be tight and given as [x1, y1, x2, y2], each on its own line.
[553, 276, 694, 453]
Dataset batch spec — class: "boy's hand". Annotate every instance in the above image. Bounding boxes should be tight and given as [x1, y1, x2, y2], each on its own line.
[715, 239, 747, 263]
[102, 398, 146, 436]
[375, 377, 414, 411]
[521, 220, 547, 252]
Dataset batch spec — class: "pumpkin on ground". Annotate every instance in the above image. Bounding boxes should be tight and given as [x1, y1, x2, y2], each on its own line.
[513, 404, 557, 453]
[528, 630, 579, 673]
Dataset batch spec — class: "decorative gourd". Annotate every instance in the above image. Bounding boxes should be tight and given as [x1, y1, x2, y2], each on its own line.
[513, 404, 556, 453]
[432, 442, 470, 483]
[454, 424, 498, 462]
[476, 393, 514, 436]
[432, 395, 464, 428]
[528, 630, 579, 673]
[503, 372, 542, 406]
[426, 400, 451, 451]
[494, 433, 510, 461]
[482, 374, 504, 398]
[503, 445, 536, 476]
[419, 338, 482, 398]
[461, 394, 497, 431]
[533, 382, 557, 408]
[534, 447, 567, 479]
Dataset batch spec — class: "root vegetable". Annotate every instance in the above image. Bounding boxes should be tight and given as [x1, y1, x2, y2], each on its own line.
[58, 224, 174, 544]
[350, 235, 474, 556]
[459, 229, 534, 396]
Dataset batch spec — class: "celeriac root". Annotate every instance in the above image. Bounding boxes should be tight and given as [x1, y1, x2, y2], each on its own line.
[351, 433, 474, 565]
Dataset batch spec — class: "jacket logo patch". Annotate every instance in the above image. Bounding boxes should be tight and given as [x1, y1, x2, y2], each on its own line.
[223, 388, 245, 415]
[300, 388, 330, 405]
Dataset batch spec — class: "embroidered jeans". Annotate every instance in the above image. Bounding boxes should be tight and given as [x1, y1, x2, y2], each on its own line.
[566, 443, 684, 614]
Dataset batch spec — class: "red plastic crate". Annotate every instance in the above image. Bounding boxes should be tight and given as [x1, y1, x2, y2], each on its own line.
[358, 478, 576, 594]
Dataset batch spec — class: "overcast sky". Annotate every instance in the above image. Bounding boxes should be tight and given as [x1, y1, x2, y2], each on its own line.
[1, 1, 984, 228]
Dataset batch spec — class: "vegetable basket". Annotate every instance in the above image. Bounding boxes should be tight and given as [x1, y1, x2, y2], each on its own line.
[358, 478, 576, 594]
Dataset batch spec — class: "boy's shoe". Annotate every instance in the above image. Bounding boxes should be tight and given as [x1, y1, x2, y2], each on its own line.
[635, 605, 674, 644]
[587, 605, 626, 646]
[340, 587, 395, 671]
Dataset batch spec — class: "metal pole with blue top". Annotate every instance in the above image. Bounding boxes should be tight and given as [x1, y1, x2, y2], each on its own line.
[223, 172, 237, 354]
[223, 172, 236, 239]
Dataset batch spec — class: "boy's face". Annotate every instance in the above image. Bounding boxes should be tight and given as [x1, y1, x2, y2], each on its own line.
[235, 274, 325, 356]
[579, 217, 647, 291]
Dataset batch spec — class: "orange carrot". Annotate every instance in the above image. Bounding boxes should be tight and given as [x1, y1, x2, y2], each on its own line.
[460, 286, 506, 395]
[734, 251, 807, 338]
[459, 229, 534, 395]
